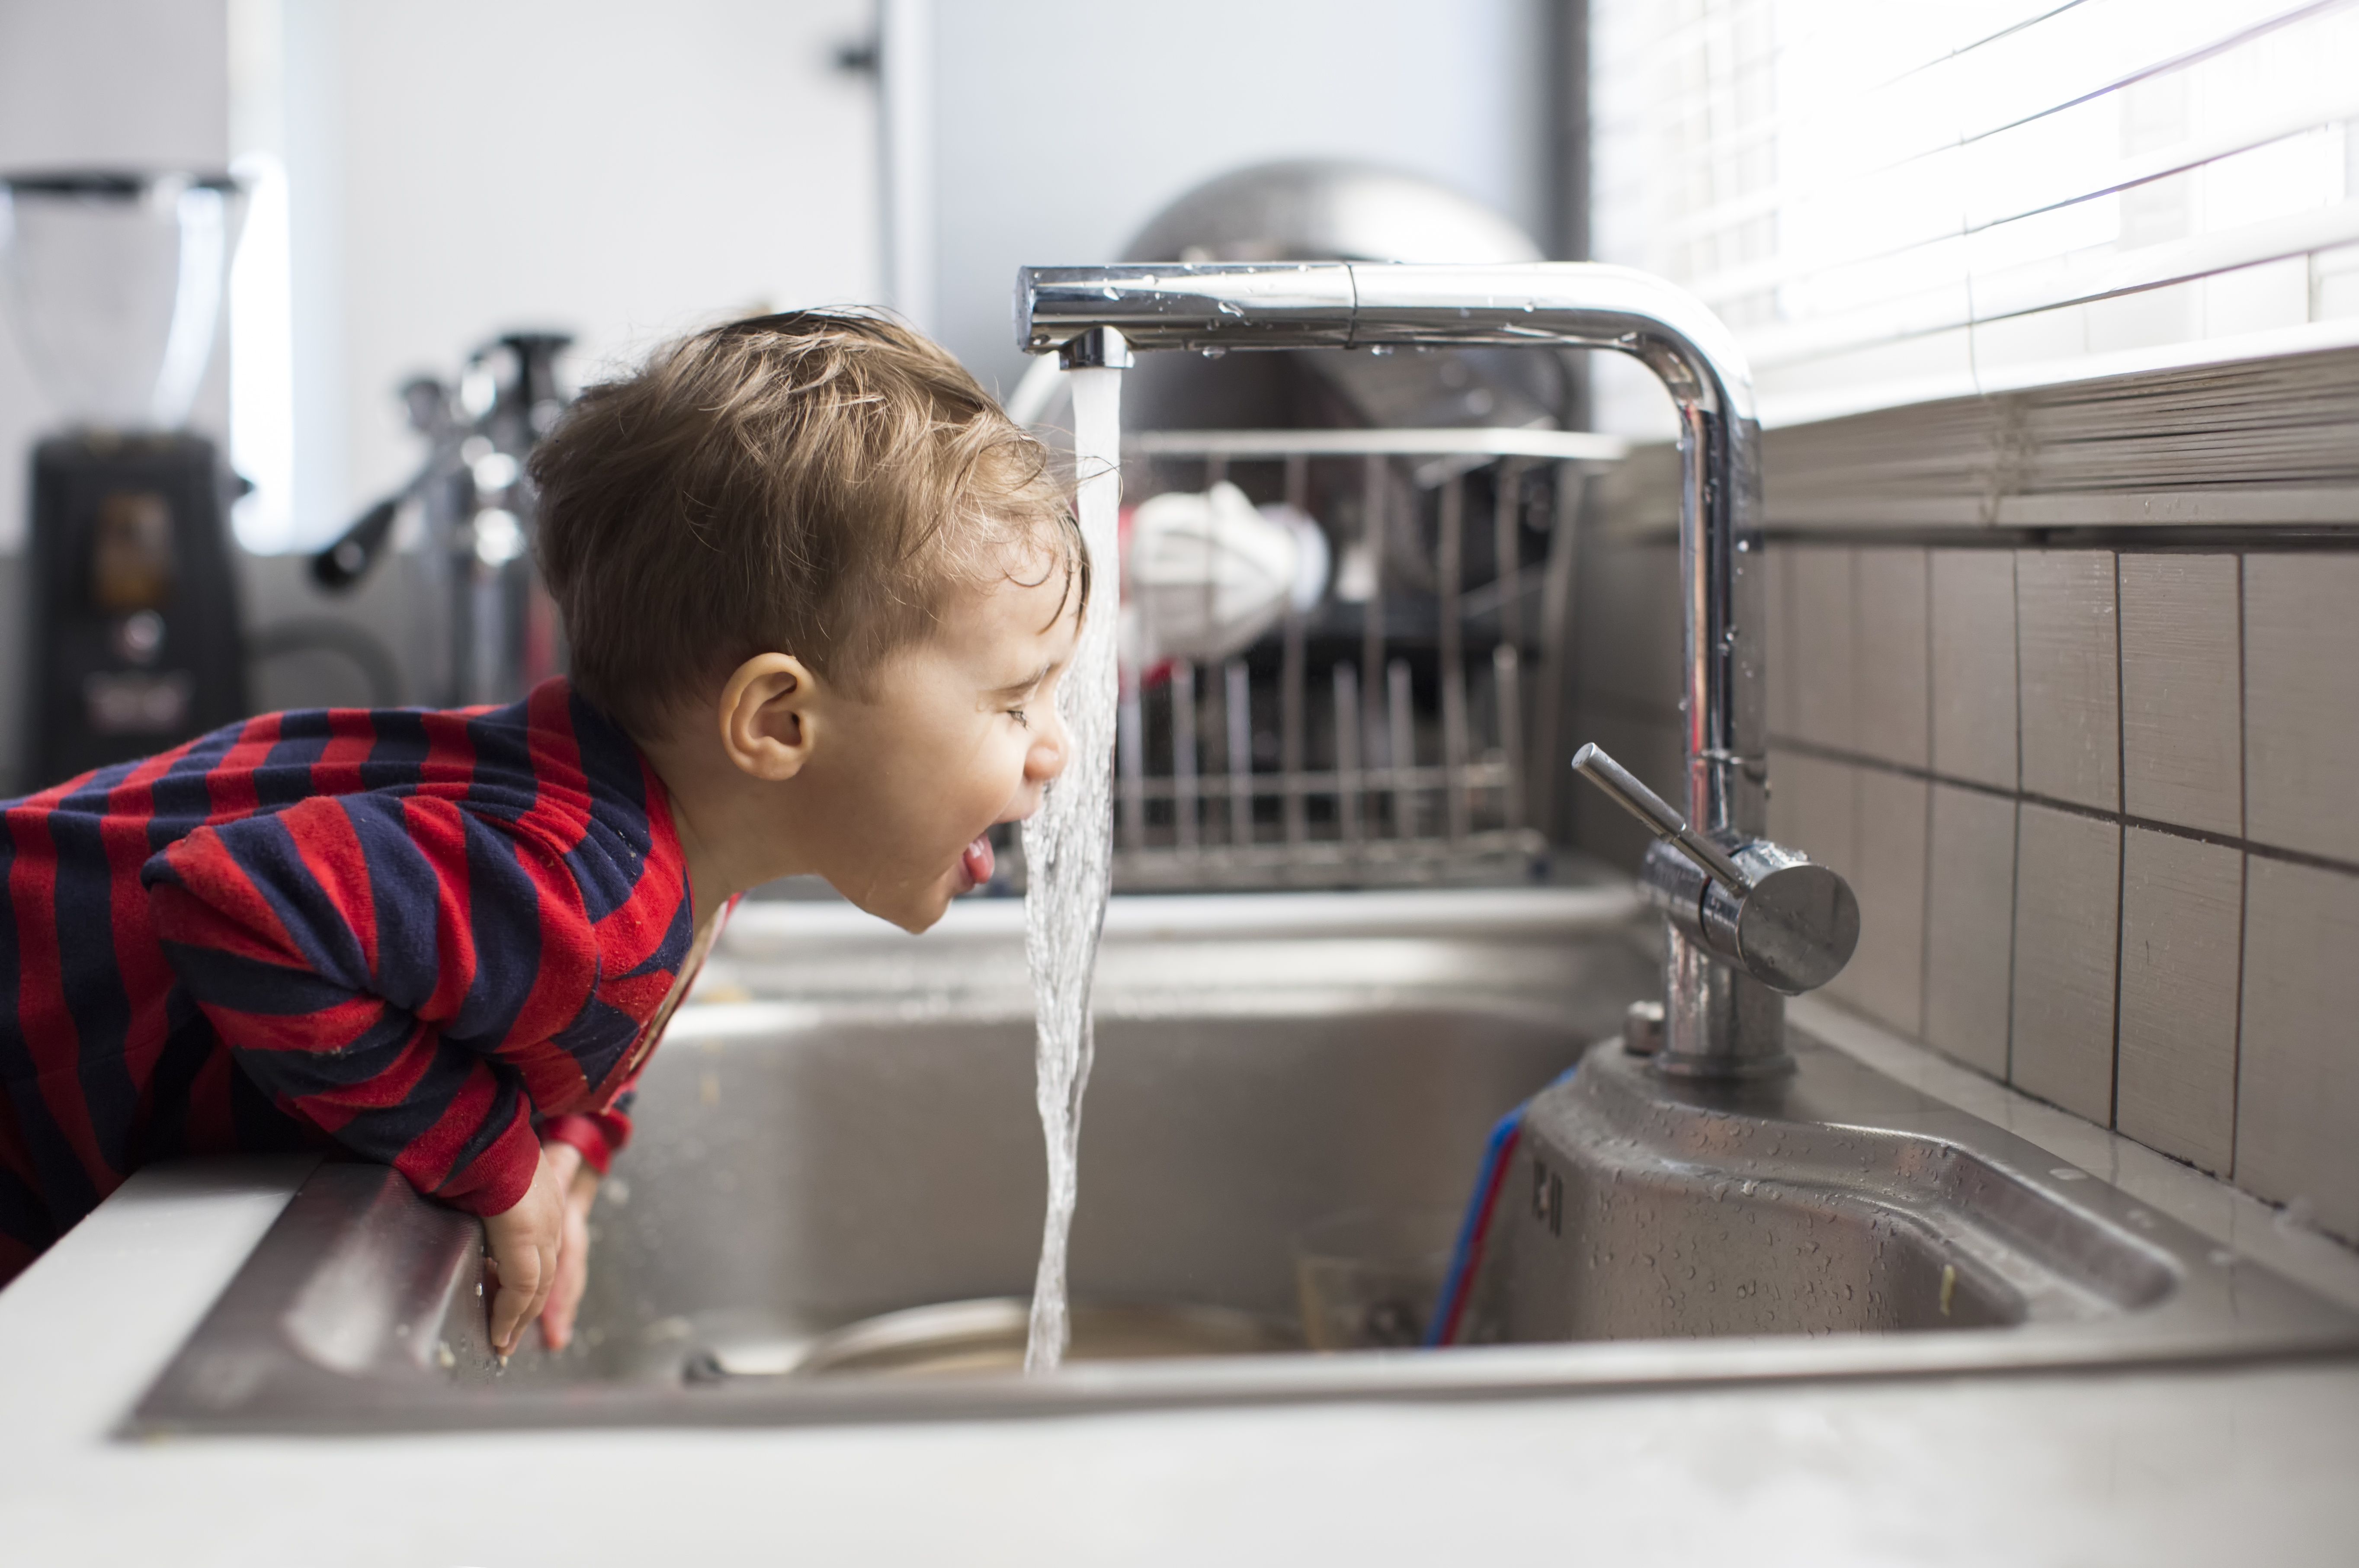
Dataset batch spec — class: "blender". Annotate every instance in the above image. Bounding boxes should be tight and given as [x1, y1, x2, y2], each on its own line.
[0, 170, 247, 788]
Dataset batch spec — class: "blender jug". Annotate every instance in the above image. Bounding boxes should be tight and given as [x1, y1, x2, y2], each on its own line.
[0, 171, 248, 787]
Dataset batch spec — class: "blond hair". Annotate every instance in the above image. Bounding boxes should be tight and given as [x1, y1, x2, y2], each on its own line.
[532, 310, 1079, 736]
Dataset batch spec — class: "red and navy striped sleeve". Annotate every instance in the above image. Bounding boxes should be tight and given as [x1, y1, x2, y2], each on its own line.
[142, 790, 605, 1217]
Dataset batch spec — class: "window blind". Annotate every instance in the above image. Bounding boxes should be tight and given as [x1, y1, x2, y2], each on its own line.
[1588, 0, 2359, 434]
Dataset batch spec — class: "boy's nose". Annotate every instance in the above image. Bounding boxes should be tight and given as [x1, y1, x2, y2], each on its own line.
[1027, 708, 1071, 783]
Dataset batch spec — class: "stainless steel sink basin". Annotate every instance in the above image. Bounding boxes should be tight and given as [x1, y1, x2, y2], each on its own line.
[574, 996, 1591, 1377]
[125, 890, 2359, 1434]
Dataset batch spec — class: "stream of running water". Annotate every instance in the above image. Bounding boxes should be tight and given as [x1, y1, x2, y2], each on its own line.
[1021, 360, 1122, 1372]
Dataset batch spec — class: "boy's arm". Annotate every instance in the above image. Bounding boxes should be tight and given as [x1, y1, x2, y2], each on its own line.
[534, 887, 734, 1173]
[143, 792, 604, 1218]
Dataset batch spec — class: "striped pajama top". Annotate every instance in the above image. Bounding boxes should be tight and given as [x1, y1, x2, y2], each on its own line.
[0, 679, 697, 1285]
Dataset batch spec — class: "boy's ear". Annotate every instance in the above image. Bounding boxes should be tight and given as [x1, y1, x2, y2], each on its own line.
[716, 653, 822, 782]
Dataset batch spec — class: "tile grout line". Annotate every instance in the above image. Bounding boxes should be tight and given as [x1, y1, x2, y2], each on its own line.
[2231, 848, 2250, 1185]
[1847, 545, 1863, 1014]
[2008, 546, 2023, 1087]
[1758, 524, 2359, 552]
[1844, 545, 1860, 761]
[2004, 787, 2022, 1097]
[2229, 551, 2250, 1182]
[2108, 549, 2126, 1133]
[1917, 548, 1935, 1044]
[1765, 734, 2359, 882]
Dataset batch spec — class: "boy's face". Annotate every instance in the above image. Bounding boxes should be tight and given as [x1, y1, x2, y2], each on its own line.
[801, 555, 1079, 932]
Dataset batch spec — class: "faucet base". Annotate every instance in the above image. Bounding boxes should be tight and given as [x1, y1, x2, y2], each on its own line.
[1650, 1045, 1797, 1082]
[1655, 928, 1794, 1079]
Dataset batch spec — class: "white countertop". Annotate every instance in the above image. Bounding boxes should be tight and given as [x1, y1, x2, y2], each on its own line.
[3, 998, 2356, 1568]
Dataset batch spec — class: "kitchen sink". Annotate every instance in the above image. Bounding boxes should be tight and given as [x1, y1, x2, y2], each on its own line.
[125, 889, 2359, 1433]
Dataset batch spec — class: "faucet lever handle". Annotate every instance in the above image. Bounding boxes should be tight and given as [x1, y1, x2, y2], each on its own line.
[1570, 743, 1751, 893]
[1574, 741, 1859, 997]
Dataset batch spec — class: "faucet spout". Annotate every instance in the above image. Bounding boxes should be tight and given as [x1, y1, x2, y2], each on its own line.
[1016, 260, 1803, 1074]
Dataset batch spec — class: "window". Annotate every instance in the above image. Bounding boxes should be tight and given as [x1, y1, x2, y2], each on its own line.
[1589, 0, 2359, 433]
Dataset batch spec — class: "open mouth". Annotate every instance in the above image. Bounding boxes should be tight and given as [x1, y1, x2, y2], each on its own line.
[955, 832, 995, 893]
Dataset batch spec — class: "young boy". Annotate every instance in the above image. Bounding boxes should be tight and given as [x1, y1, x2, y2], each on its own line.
[0, 311, 1080, 1355]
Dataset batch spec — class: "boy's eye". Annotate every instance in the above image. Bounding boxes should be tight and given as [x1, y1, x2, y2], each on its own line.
[1008, 706, 1030, 729]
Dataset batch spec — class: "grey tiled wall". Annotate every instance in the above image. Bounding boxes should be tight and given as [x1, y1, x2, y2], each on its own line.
[1571, 536, 2359, 1244]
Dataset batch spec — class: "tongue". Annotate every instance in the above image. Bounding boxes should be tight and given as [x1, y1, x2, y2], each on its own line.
[962, 834, 995, 888]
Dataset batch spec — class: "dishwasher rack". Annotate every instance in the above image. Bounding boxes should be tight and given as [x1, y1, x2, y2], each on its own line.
[1094, 427, 1622, 891]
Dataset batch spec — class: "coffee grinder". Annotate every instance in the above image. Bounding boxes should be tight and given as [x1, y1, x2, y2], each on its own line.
[0, 171, 247, 788]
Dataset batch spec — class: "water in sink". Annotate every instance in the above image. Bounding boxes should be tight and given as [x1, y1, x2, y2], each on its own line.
[1017, 356, 1124, 1370]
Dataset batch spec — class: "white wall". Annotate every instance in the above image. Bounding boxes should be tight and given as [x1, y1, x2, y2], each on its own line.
[273, 0, 1548, 538]
[283, 0, 881, 539]
[9, 0, 1545, 548]
[927, 0, 1548, 399]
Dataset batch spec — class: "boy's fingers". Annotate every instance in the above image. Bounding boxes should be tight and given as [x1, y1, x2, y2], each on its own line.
[489, 1244, 545, 1356]
[542, 1257, 581, 1350]
[526, 1239, 559, 1335]
[486, 1146, 583, 1356]
[541, 1186, 594, 1352]
[542, 1247, 583, 1351]
[490, 1285, 525, 1357]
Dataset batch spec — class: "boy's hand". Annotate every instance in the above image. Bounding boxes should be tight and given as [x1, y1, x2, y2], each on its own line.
[481, 1140, 599, 1357]
[538, 1140, 601, 1352]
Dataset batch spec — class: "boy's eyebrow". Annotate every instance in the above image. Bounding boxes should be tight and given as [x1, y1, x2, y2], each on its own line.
[986, 661, 1054, 698]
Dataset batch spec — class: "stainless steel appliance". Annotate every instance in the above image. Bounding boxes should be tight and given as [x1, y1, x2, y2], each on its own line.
[0, 171, 247, 786]
[309, 331, 572, 707]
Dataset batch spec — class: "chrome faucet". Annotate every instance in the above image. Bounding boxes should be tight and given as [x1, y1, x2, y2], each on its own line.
[1017, 260, 1857, 1076]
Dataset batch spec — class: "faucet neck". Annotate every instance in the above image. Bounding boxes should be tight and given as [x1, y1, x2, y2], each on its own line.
[1016, 260, 1787, 1069]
